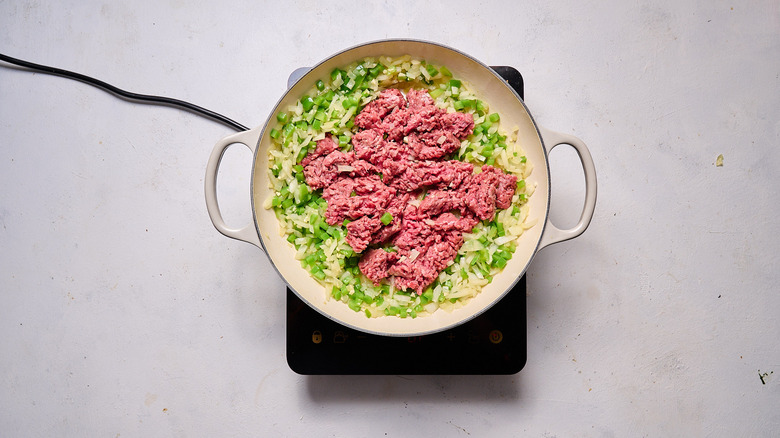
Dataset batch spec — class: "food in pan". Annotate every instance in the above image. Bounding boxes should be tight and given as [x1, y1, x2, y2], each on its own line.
[265, 56, 535, 318]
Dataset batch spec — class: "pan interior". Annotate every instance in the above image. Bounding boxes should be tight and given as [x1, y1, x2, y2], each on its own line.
[252, 40, 549, 336]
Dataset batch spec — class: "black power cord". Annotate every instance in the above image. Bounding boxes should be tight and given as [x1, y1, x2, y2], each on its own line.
[0, 52, 249, 132]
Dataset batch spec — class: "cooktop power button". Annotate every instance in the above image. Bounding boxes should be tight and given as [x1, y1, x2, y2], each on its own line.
[489, 330, 503, 344]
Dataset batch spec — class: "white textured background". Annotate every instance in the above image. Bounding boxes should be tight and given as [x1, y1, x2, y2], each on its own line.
[1, 0, 778, 436]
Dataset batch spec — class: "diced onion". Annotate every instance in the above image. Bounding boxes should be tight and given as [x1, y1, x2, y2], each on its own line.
[494, 235, 516, 245]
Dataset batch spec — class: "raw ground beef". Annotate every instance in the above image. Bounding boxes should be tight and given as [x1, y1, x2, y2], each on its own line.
[321, 175, 396, 226]
[302, 136, 376, 190]
[387, 159, 474, 192]
[358, 248, 400, 284]
[464, 165, 517, 221]
[302, 88, 516, 294]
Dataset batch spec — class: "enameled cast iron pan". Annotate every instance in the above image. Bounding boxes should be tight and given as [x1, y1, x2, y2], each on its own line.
[205, 39, 597, 336]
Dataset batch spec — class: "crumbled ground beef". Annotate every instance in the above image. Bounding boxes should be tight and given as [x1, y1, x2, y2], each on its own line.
[302, 88, 516, 294]
[303, 137, 376, 190]
[354, 88, 406, 130]
[464, 165, 518, 221]
[407, 130, 461, 160]
[358, 248, 400, 284]
[321, 175, 396, 226]
[345, 216, 383, 253]
[387, 160, 474, 192]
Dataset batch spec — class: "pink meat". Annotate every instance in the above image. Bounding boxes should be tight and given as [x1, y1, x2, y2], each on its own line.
[465, 178, 497, 221]
[299, 87, 519, 296]
[344, 192, 410, 253]
[302, 136, 343, 189]
[351, 128, 385, 161]
[463, 165, 517, 221]
[354, 89, 406, 130]
[301, 135, 339, 166]
[419, 189, 465, 216]
[374, 158, 412, 186]
[389, 160, 474, 192]
[391, 205, 434, 252]
[430, 211, 478, 233]
[408, 130, 462, 160]
[352, 128, 412, 168]
[493, 169, 518, 209]
[406, 89, 435, 110]
[346, 217, 383, 253]
[370, 192, 410, 244]
[441, 112, 475, 139]
[378, 108, 410, 142]
[322, 175, 396, 226]
[303, 149, 375, 190]
[359, 248, 400, 285]
[386, 205, 471, 294]
[404, 107, 439, 134]
[389, 231, 463, 294]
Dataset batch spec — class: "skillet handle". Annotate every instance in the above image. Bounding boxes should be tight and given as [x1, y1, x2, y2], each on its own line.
[204, 127, 263, 249]
[537, 127, 597, 250]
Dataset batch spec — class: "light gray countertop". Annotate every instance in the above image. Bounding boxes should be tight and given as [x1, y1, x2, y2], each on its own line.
[1, 0, 778, 436]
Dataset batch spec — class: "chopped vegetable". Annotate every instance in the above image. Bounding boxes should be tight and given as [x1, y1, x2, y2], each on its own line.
[301, 95, 315, 111]
[380, 211, 393, 225]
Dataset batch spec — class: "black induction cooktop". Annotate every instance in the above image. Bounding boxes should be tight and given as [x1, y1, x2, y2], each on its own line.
[286, 66, 527, 375]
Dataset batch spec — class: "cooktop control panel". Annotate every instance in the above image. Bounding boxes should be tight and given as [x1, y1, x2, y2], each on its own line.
[286, 275, 527, 375]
